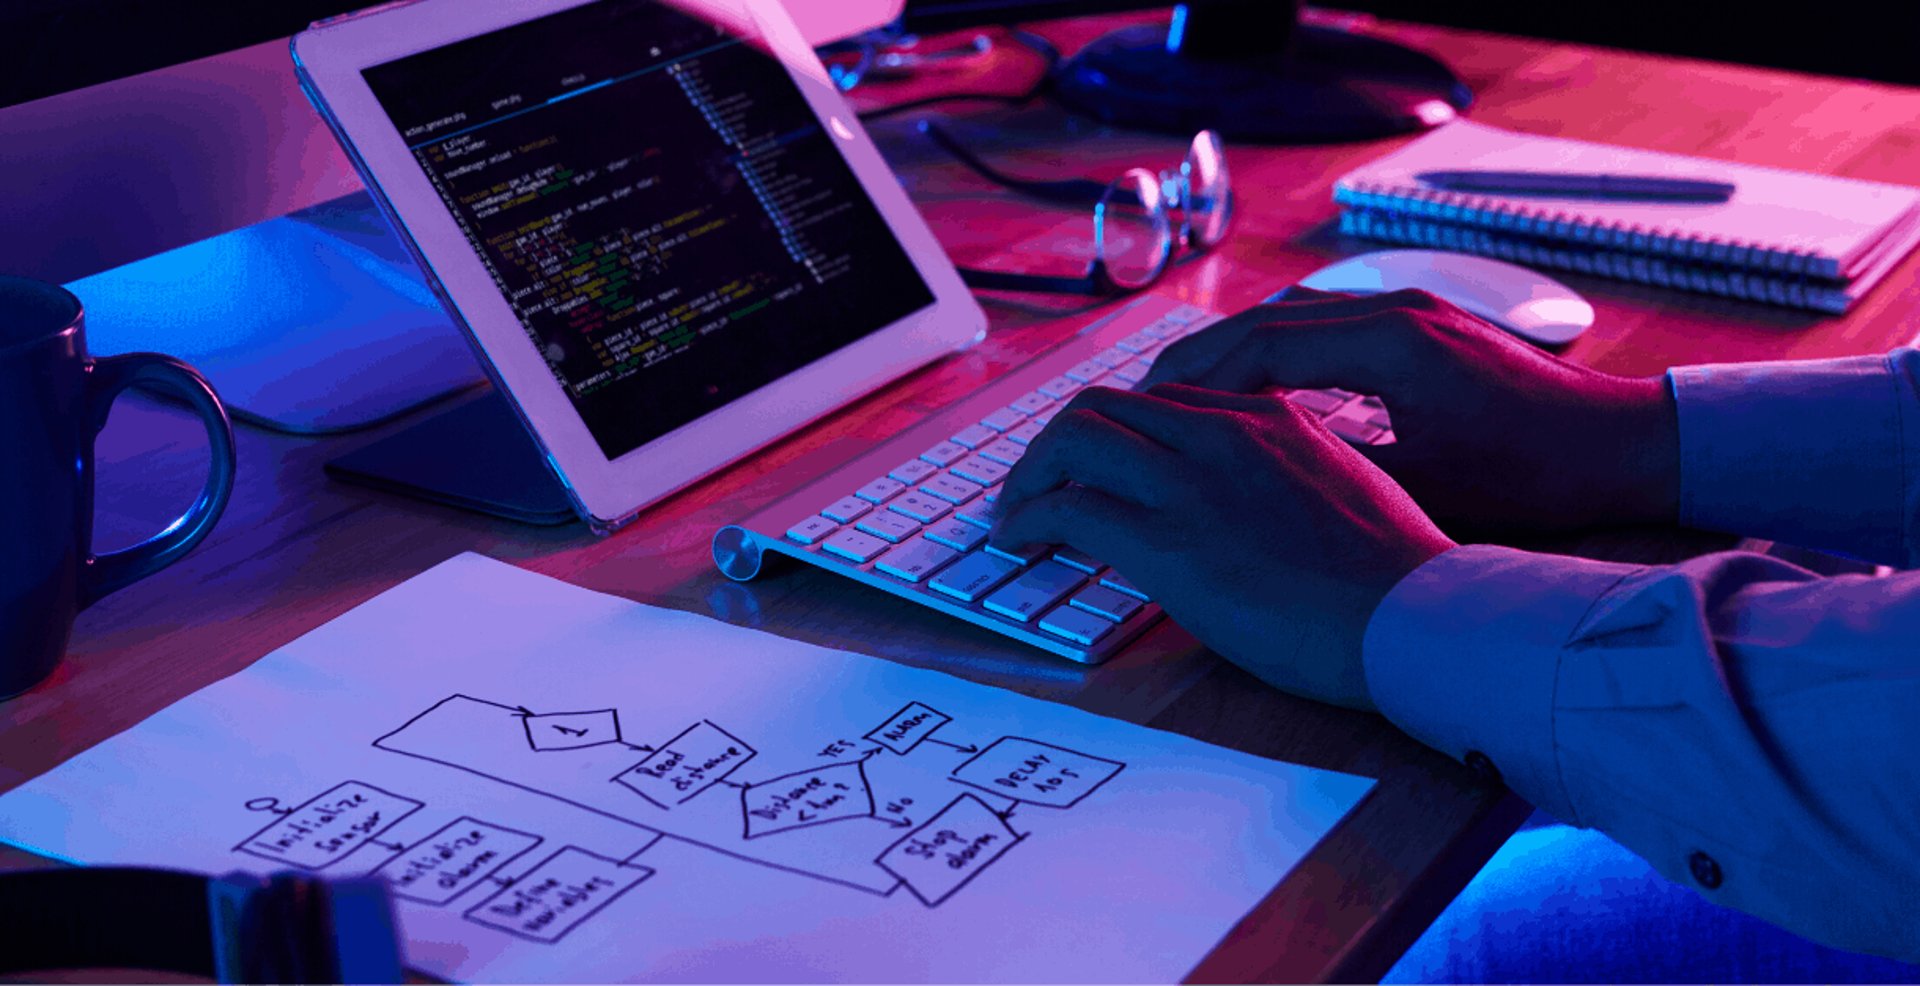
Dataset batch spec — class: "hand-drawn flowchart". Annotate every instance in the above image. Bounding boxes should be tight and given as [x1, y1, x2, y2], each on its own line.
[0, 553, 1375, 982]
[228, 697, 1126, 943]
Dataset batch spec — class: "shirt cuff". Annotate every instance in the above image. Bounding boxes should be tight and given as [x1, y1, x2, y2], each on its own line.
[1669, 353, 1909, 564]
[1361, 544, 1642, 823]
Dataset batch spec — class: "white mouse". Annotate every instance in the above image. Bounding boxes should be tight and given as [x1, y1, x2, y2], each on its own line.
[1286, 250, 1594, 345]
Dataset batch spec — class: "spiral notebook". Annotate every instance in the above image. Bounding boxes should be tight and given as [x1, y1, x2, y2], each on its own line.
[1332, 121, 1920, 313]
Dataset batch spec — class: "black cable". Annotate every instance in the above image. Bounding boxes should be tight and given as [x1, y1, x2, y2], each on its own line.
[855, 28, 1061, 122]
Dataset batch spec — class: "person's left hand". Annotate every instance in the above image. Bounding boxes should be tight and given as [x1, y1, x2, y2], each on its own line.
[986, 383, 1455, 712]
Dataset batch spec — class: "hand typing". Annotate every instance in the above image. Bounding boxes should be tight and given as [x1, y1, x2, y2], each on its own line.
[1143, 287, 1681, 535]
[986, 382, 1454, 712]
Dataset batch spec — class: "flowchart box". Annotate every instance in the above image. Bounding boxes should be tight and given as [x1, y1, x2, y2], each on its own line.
[463, 846, 653, 943]
[233, 781, 423, 869]
[522, 709, 622, 751]
[375, 816, 544, 905]
[741, 760, 874, 839]
[611, 720, 755, 807]
[875, 793, 1023, 907]
[949, 737, 1124, 808]
[864, 702, 952, 755]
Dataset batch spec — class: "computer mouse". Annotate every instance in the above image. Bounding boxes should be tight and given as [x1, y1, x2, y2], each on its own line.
[1284, 249, 1594, 345]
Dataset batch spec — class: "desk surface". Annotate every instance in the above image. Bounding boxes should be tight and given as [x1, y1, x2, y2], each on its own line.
[6, 11, 1920, 983]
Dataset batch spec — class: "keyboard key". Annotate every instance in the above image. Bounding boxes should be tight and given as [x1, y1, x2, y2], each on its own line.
[978, 439, 1026, 467]
[1051, 546, 1102, 574]
[856, 510, 921, 543]
[1164, 302, 1206, 325]
[1038, 603, 1115, 645]
[985, 541, 1047, 565]
[1036, 375, 1082, 400]
[1357, 395, 1392, 429]
[1070, 584, 1144, 622]
[888, 458, 937, 485]
[1091, 346, 1133, 368]
[875, 536, 960, 583]
[1006, 419, 1047, 446]
[1009, 391, 1053, 415]
[928, 550, 1023, 603]
[1065, 360, 1109, 383]
[924, 518, 988, 552]
[921, 473, 984, 505]
[786, 515, 838, 545]
[854, 476, 906, 503]
[983, 562, 1087, 622]
[1288, 389, 1348, 415]
[1100, 571, 1149, 601]
[821, 496, 871, 523]
[1324, 410, 1386, 444]
[951, 455, 1011, 486]
[1115, 330, 1160, 354]
[955, 505, 997, 528]
[822, 528, 890, 564]
[980, 407, 1027, 432]
[1182, 313, 1223, 334]
[951, 423, 998, 449]
[1030, 405, 1060, 426]
[1111, 360, 1150, 384]
[920, 441, 969, 467]
[888, 491, 952, 523]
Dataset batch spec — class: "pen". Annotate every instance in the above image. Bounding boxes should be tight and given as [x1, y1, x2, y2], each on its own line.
[1416, 170, 1737, 202]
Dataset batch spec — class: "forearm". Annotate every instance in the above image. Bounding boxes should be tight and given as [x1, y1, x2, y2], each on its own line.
[1364, 545, 1920, 962]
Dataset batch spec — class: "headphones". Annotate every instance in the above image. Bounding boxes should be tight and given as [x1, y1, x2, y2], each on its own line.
[0, 867, 403, 982]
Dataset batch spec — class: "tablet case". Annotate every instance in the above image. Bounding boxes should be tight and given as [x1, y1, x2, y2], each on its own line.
[325, 390, 577, 526]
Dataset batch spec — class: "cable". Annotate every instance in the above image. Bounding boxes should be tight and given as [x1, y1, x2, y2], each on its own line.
[854, 29, 1060, 122]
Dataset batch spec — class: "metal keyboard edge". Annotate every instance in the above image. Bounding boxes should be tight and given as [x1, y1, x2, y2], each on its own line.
[719, 294, 1204, 664]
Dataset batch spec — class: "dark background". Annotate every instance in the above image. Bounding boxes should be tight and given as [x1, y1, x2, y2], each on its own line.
[1341, 1, 1920, 87]
[4, 0, 1916, 108]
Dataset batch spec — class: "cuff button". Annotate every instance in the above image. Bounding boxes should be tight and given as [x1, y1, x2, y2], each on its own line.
[1463, 750, 1504, 787]
[1688, 850, 1723, 889]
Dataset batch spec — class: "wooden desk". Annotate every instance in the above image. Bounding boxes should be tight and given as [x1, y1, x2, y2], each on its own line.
[6, 11, 1919, 983]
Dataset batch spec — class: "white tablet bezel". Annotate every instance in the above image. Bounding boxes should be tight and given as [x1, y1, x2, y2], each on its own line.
[292, 0, 984, 531]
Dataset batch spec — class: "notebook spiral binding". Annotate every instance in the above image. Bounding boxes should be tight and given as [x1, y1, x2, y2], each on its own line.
[1338, 208, 1850, 315]
[1334, 182, 1840, 282]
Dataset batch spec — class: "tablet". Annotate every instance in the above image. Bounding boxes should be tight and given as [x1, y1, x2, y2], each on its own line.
[293, 0, 984, 532]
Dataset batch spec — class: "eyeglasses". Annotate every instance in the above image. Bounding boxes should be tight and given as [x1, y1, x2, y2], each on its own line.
[921, 120, 1233, 295]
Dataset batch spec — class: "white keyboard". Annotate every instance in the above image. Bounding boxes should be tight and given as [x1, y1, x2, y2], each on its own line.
[712, 294, 1394, 664]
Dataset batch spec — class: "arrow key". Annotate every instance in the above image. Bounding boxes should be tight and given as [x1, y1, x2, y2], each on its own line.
[1038, 602, 1115, 645]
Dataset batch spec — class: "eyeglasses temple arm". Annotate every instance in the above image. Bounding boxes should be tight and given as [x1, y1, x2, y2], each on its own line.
[957, 266, 1103, 294]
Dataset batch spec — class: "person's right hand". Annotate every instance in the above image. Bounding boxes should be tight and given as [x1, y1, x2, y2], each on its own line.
[1143, 287, 1682, 534]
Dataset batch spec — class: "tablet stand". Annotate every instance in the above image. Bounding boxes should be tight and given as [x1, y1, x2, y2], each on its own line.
[324, 389, 577, 526]
[74, 191, 487, 435]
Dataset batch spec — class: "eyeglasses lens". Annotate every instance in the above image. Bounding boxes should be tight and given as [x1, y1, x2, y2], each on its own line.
[1183, 130, 1232, 249]
[1096, 168, 1174, 291]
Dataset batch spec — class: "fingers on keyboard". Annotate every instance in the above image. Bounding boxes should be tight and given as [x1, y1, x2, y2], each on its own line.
[776, 307, 1223, 654]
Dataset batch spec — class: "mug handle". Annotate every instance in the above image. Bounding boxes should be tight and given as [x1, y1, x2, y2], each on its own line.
[81, 353, 237, 607]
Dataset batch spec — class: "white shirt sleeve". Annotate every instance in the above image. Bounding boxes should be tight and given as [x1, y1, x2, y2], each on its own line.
[1360, 349, 1920, 962]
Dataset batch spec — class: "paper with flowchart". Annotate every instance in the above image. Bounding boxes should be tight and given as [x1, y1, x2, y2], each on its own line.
[0, 553, 1373, 982]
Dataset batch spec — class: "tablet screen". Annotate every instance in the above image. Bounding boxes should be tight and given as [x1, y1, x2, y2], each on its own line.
[362, 0, 936, 459]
